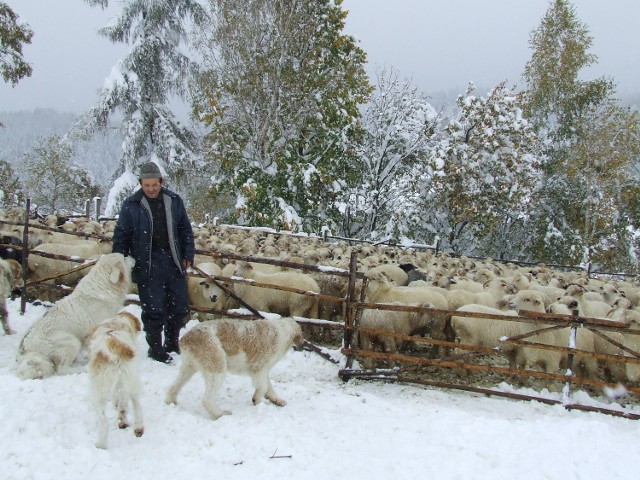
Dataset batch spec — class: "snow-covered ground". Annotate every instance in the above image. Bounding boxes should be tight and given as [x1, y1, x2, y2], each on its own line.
[2, 298, 640, 480]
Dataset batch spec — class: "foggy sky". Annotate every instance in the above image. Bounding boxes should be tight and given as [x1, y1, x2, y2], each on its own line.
[1, 0, 638, 114]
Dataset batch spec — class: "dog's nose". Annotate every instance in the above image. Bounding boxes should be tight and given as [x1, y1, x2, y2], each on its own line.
[209, 294, 218, 303]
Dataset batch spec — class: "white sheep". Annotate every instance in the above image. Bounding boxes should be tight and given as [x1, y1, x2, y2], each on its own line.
[27, 240, 112, 286]
[599, 283, 623, 306]
[527, 281, 565, 304]
[451, 303, 524, 369]
[544, 301, 597, 380]
[358, 301, 436, 369]
[472, 268, 496, 285]
[565, 284, 612, 319]
[188, 262, 225, 316]
[449, 279, 484, 293]
[598, 309, 640, 384]
[612, 297, 633, 310]
[367, 264, 409, 286]
[507, 271, 532, 291]
[414, 277, 514, 312]
[615, 280, 640, 307]
[365, 270, 450, 355]
[451, 290, 549, 370]
[232, 261, 319, 318]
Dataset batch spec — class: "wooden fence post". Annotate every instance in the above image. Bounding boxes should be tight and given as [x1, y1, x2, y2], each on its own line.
[94, 197, 102, 221]
[343, 250, 360, 370]
[20, 199, 30, 315]
[562, 309, 580, 405]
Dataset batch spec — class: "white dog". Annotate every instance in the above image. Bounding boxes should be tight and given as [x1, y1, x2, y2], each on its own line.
[89, 310, 144, 449]
[15, 253, 134, 380]
[0, 258, 16, 335]
[166, 317, 304, 420]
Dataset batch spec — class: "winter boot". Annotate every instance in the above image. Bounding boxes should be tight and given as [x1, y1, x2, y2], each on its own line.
[146, 329, 173, 364]
[164, 317, 186, 355]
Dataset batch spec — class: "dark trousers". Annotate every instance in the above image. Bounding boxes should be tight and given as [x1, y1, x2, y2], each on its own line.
[137, 250, 189, 354]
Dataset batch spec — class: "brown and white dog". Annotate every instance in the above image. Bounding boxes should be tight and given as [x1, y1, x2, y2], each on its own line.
[165, 317, 304, 420]
[89, 310, 144, 449]
[15, 253, 134, 380]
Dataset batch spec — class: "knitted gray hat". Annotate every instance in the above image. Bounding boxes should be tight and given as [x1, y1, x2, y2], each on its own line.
[138, 162, 162, 179]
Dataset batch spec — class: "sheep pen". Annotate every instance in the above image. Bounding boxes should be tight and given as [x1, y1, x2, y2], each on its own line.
[3, 210, 640, 419]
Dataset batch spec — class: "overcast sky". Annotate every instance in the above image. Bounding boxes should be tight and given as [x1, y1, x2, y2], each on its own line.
[1, 0, 638, 114]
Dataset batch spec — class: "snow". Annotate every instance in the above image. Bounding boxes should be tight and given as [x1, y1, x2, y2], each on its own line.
[2, 298, 640, 479]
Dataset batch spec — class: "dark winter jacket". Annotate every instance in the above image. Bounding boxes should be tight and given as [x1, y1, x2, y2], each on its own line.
[112, 187, 195, 284]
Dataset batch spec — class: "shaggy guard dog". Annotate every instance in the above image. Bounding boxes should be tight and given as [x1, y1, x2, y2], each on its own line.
[166, 317, 304, 420]
[0, 258, 16, 335]
[89, 310, 144, 449]
[15, 253, 134, 380]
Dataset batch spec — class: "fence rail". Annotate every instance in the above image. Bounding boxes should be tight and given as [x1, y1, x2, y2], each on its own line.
[3, 204, 640, 419]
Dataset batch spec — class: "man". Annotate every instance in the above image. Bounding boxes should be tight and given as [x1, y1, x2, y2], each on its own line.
[112, 162, 195, 363]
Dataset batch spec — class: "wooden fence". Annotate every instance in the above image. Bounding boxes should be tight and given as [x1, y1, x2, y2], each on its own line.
[3, 212, 640, 420]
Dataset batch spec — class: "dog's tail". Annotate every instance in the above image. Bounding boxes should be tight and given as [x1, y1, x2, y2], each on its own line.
[15, 351, 56, 380]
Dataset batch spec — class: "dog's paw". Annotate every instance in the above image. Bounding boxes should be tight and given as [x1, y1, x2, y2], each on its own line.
[134, 427, 144, 437]
[212, 410, 231, 420]
[118, 421, 130, 430]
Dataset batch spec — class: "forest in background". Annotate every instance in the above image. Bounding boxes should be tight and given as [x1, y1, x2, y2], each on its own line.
[1, 0, 640, 273]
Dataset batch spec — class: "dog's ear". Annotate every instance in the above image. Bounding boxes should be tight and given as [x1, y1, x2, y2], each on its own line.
[109, 262, 124, 284]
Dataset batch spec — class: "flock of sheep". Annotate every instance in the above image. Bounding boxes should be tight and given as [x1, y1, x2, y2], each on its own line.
[2, 208, 640, 393]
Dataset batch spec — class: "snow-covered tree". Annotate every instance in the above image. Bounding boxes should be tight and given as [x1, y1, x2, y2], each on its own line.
[523, 0, 611, 137]
[523, 0, 640, 270]
[0, 159, 23, 208]
[21, 135, 102, 214]
[193, 0, 371, 233]
[396, 82, 542, 255]
[0, 2, 32, 87]
[546, 98, 640, 270]
[348, 67, 439, 240]
[71, 0, 206, 216]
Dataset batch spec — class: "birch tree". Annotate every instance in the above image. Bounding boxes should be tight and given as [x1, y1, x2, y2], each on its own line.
[523, 0, 640, 270]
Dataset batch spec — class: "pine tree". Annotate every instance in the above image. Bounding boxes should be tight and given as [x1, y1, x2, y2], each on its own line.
[0, 2, 32, 87]
[193, 0, 371, 233]
[73, 0, 206, 215]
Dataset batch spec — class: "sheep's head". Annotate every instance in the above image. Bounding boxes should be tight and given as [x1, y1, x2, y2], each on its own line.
[565, 284, 585, 298]
[556, 296, 579, 312]
[508, 290, 546, 313]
